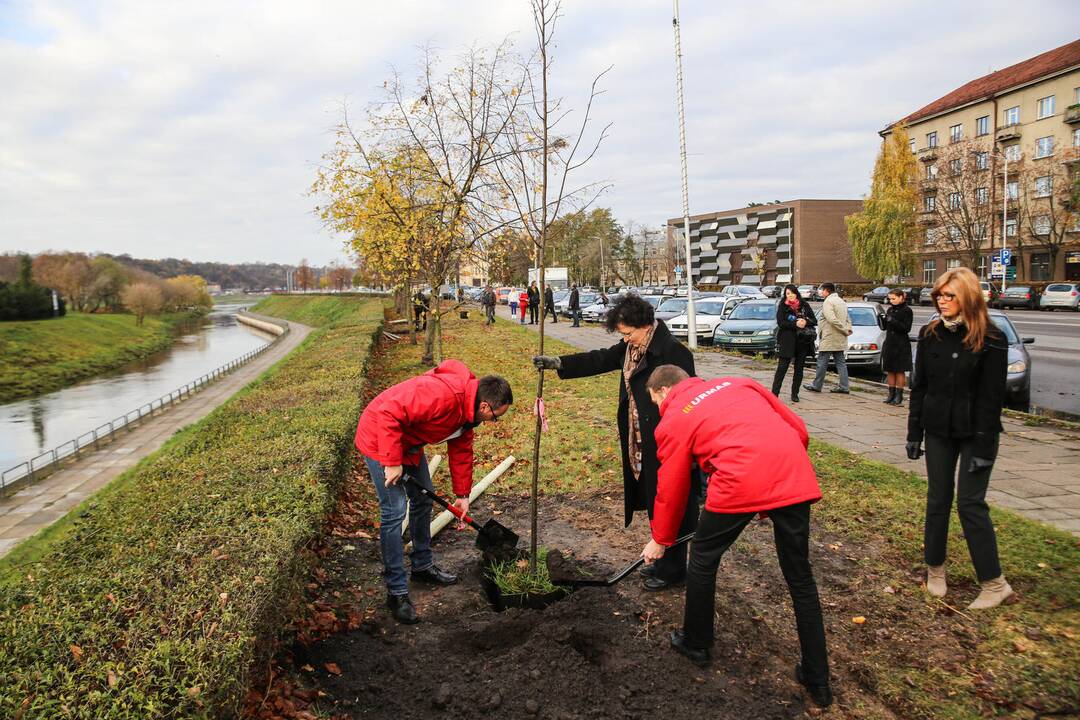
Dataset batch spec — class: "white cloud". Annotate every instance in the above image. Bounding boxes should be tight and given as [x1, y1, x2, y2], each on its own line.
[1, 0, 1077, 264]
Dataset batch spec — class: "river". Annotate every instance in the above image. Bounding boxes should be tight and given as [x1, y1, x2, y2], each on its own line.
[0, 304, 275, 476]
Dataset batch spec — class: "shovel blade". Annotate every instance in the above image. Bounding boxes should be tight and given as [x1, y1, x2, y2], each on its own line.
[475, 518, 519, 554]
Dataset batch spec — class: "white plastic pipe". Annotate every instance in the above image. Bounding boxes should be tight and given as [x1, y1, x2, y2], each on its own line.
[405, 455, 516, 551]
[401, 455, 443, 537]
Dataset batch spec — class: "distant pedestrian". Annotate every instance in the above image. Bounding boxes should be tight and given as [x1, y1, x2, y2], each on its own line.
[569, 283, 581, 327]
[907, 268, 1012, 610]
[528, 281, 540, 324]
[881, 288, 913, 406]
[544, 285, 558, 323]
[481, 284, 496, 325]
[509, 291, 519, 318]
[518, 289, 529, 324]
[771, 284, 817, 403]
[804, 283, 852, 395]
[412, 289, 429, 332]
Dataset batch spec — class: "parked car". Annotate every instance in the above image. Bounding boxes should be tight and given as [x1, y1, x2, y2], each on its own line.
[913, 311, 1034, 409]
[654, 293, 721, 322]
[996, 285, 1039, 310]
[979, 280, 1000, 306]
[918, 287, 935, 306]
[814, 301, 886, 371]
[1039, 282, 1080, 311]
[639, 294, 666, 310]
[555, 291, 599, 317]
[720, 284, 766, 299]
[495, 286, 513, 304]
[797, 284, 820, 301]
[760, 284, 784, 299]
[712, 299, 781, 353]
[668, 297, 747, 344]
[862, 286, 891, 304]
[581, 292, 623, 323]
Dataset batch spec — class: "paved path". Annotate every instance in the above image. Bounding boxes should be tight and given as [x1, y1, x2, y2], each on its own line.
[0, 315, 312, 558]
[501, 307, 1080, 535]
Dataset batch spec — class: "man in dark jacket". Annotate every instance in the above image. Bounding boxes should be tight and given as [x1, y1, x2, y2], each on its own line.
[527, 281, 540, 324]
[568, 284, 581, 327]
[355, 360, 513, 623]
[532, 294, 697, 589]
[481, 284, 496, 325]
[544, 285, 558, 323]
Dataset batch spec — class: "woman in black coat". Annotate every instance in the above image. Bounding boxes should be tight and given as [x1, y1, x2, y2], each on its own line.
[881, 288, 913, 406]
[771, 284, 817, 403]
[533, 294, 697, 590]
[907, 268, 1011, 610]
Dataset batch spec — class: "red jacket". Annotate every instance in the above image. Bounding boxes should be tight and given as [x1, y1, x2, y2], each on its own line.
[651, 376, 821, 545]
[354, 359, 477, 496]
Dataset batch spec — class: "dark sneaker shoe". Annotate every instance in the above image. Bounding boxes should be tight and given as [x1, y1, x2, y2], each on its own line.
[387, 593, 419, 624]
[670, 630, 711, 667]
[803, 383, 821, 393]
[790, 395, 800, 403]
[412, 565, 458, 585]
[795, 663, 833, 708]
[829, 387, 850, 394]
[639, 563, 659, 579]
[643, 573, 685, 591]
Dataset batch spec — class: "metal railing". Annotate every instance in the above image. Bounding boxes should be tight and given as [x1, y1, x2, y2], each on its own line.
[0, 312, 289, 495]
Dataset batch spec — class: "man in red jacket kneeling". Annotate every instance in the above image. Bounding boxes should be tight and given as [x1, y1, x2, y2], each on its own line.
[355, 359, 513, 624]
[640, 365, 832, 708]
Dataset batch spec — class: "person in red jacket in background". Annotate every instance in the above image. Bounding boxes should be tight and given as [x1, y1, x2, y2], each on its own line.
[640, 365, 832, 708]
[355, 359, 513, 624]
[518, 289, 529, 325]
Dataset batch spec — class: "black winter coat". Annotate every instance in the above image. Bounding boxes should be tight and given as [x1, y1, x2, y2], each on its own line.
[557, 321, 695, 526]
[569, 288, 580, 310]
[544, 287, 555, 308]
[528, 286, 540, 306]
[775, 300, 817, 359]
[907, 322, 1007, 460]
[881, 303, 913, 372]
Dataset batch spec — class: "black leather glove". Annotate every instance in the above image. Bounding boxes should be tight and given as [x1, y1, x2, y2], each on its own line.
[905, 441, 923, 460]
[967, 456, 994, 473]
[532, 355, 561, 370]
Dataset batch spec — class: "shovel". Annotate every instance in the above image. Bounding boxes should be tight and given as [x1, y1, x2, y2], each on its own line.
[402, 476, 519, 554]
[546, 532, 696, 588]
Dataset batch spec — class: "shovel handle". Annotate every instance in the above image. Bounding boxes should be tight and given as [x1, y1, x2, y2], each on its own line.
[402, 476, 482, 530]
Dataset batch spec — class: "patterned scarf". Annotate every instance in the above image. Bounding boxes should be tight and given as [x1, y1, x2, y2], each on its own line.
[622, 321, 658, 480]
[941, 314, 964, 331]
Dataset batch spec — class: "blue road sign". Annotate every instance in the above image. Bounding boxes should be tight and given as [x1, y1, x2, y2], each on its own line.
[1001, 249, 1012, 264]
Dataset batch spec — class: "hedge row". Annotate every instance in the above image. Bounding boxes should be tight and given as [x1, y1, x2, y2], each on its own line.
[0, 296, 383, 718]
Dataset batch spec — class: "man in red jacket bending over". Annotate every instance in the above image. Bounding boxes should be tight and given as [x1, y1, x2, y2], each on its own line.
[355, 359, 512, 624]
[640, 365, 832, 708]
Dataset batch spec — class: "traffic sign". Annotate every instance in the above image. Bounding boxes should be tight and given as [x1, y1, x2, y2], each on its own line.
[1001, 249, 1012, 264]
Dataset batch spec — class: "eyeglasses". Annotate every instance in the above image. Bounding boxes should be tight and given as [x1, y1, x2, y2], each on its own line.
[932, 291, 957, 302]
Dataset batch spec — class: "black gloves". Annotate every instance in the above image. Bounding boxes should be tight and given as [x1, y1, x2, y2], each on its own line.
[968, 456, 994, 473]
[905, 442, 923, 460]
[532, 355, 561, 371]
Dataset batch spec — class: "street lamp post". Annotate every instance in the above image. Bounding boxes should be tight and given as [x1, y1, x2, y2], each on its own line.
[1000, 150, 1009, 292]
[672, 0, 696, 348]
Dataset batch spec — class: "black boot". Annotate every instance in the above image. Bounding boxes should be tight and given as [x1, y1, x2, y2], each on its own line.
[412, 564, 458, 585]
[883, 387, 896, 404]
[670, 630, 711, 667]
[387, 593, 419, 624]
[892, 388, 905, 406]
[795, 663, 833, 708]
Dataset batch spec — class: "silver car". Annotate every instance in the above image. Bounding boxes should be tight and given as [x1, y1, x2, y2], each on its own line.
[1039, 282, 1079, 311]
[814, 301, 886, 370]
[667, 297, 746, 343]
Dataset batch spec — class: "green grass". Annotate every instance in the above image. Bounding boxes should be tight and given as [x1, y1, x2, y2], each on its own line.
[0, 296, 384, 719]
[0, 312, 198, 403]
[488, 548, 564, 595]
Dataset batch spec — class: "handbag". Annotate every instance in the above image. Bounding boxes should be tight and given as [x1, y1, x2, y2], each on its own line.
[797, 325, 817, 343]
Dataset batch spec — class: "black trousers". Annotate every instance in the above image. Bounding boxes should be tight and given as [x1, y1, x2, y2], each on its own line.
[923, 433, 1002, 581]
[771, 344, 810, 397]
[645, 484, 699, 582]
[529, 302, 538, 323]
[545, 303, 558, 322]
[683, 502, 829, 687]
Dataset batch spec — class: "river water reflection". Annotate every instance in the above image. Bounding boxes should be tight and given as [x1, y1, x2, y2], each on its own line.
[0, 304, 275, 474]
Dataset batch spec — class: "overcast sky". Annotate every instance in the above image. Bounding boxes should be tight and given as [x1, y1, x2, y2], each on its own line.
[2, 1, 1077, 265]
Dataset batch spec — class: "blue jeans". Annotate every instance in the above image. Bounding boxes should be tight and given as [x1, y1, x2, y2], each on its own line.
[364, 455, 435, 596]
[811, 350, 849, 391]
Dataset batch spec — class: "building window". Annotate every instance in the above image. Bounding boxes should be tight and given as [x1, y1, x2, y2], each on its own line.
[922, 259, 937, 283]
[1076, 87, 1080, 104]
[975, 151, 989, 170]
[1003, 144, 1021, 162]
[1036, 95, 1055, 119]
[948, 225, 962, 243]
[974, 222, 987, 240]
[949, 124, 962, 143]
[1034, 214, 1051, 236]
[1035, 175, 1052, 197]
[926, 163, 938, 179]
[924, 195, 936, 212]
[949, 158, 962, 175]
[909, 137, 916, 154]
[1006, 180, 1019, 200]
[1005, 218, 1017, 237]
[1035, 136, 1054, 158]
[927, 131, 938, 148]
[1030, 253, 1051, 281]
[1004, 106, 1020, 125]
[948, 192, 961, 210]
[946, 258, 962, 271]
[977, 255, 989, 278]
[975, 187, 988, 205]
[976, 115, 989, 136]
[1073, 128, 1080, 148]
[925, 228, 938, 245]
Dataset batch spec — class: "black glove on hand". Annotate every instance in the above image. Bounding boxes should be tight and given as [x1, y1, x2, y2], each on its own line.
[905, 441, 923, 460]
[967, 456, 994, 473]
[532, 355, 561, 371]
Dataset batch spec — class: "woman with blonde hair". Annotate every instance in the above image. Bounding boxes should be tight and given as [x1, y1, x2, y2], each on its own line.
[906, 267, 1012, 609]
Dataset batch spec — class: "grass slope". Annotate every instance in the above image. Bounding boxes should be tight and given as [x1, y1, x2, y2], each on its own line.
[0, 312, 195, 403]
[0, 296, 383, 719]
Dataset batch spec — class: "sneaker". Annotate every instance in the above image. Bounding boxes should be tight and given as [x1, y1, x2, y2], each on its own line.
[670, 630, 711, 667]
[803, 383, 821, 393]
[643, 573, 685, 591]
[795, 663, 833, 708]
[829, 387, 850, 394]
[412, 565, 458, 586]
[387, 593, 419, 624]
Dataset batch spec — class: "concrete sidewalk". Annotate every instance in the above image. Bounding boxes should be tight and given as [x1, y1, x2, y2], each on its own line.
[0, 316, 312, 558]
[502, 306, 1080, 535]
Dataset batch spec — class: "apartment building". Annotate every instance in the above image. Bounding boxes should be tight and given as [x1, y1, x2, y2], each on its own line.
[665, 199, 866, 288]
[882, 39, 1080, 284]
